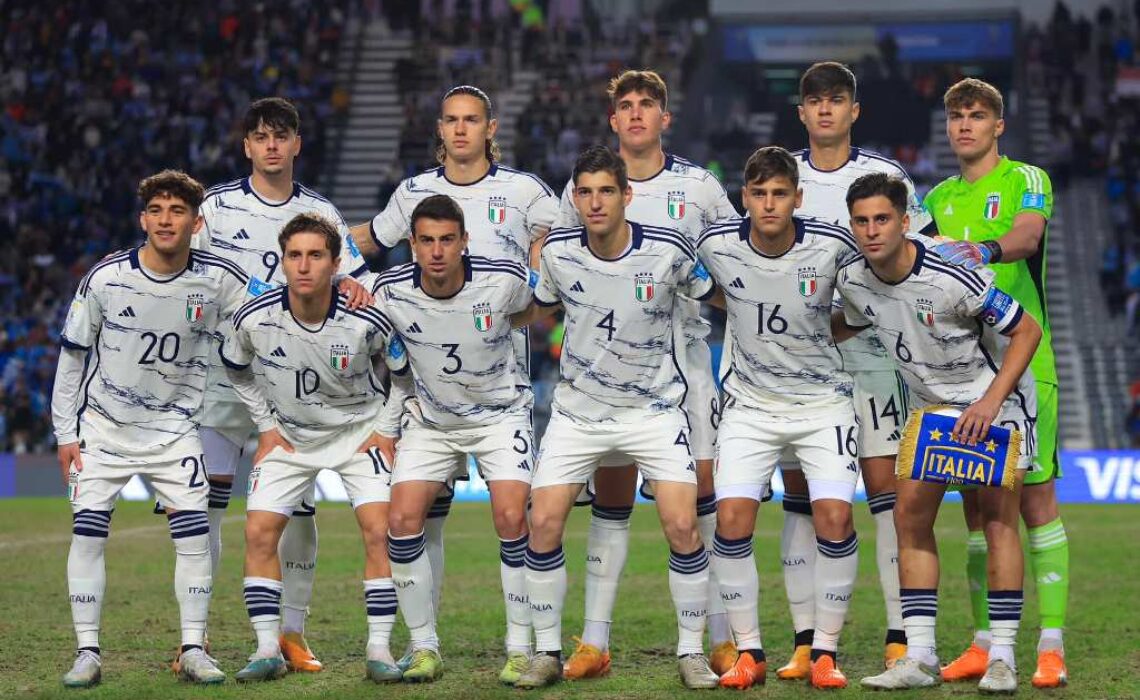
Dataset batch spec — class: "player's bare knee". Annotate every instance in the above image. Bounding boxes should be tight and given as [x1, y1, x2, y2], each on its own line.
[661, 514, 700, 552]
[244, 516, 283, 559]
[492, 504, 527, 540]
[714, 501, 755, 539]
[1019, 480, 1059, 527]
[812, 499, 854, 540]
[387, 505, 424, 538]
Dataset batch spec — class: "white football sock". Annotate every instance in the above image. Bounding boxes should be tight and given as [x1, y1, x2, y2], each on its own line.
[364, 577, 397, 658]
[780, 496, 817, 636]
[243, 576, 283, 657]
[389, 531, 439, 652]
[68, 510, 111, 651]
[669, 547, 710, 656]
[901, 588, 938, 665]
[813, 534, 858, 653]
[869, 492, 904, 636]
[424, 503, 449, 613]
[712, 533, 762, 650]
[525, 546, 567, 653]
[697, 496, 731, 646]
[988, 590, 1023, 670]
[206, 479, 232, 576]
[169, 511, 212, 648]
[279, 513, 318, 635]
[500, 535, 532, 654]
[582, 505, 631, 651]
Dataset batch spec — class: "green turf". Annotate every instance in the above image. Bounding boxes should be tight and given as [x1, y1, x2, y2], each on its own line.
[1, 498, 1136, 699]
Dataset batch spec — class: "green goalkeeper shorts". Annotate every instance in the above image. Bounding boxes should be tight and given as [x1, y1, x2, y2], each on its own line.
[1026, 381, 1060, 485]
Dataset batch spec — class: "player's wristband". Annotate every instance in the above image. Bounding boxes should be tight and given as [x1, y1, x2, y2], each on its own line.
[982, 240, 1003, 264]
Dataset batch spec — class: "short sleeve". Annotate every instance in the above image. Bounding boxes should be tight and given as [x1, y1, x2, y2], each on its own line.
[219, 317, 254, 370]
[331, 204, 368, 277]
[552, 178, 581, 229]
[370, 183, 414, 251]
[843, 298, 872, 329]
[1010, 163, 1053, 220]
[953, 267, 1024, 335]
[524, 181, 558, 241]
[506, 272, 535, 314]
[534, 245, 561, 307]
[703, 174, 739, 227]
[60, 278, 104, 351]
[681, 254, 715, 301]
[220, 271, 252, 320]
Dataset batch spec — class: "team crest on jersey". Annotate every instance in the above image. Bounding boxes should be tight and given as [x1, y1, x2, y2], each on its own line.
[797, 267, 818, 297]
[916, 299, 935, 327]
[488, 196, 507, 224]
[473, 302, 493, 332]
[185, 294, 205, 322]
[634, 273, 655, 302]
[983, 192, 1001, 220]
[667, 191, 686, 220]
[329, 343, 351, 371]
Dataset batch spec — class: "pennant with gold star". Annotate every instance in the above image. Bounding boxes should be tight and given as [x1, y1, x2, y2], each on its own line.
[896, 405, 1020, 490]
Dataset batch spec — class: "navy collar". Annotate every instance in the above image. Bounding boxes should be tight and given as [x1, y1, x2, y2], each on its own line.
[129, 246, 193, 281]
[412, 256, 473, 298]
[628, 153, 674, 183]
[242, 177, 300, 206]
[800, 146, 859, 173]
[435, 162, 498, 186]
[281, 286, 339, 320]
[868, 238, 926, 286]
[582, 221, 642, 260]
[739, 217, 805, 258]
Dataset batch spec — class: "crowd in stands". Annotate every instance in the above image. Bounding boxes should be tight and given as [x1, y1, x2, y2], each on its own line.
[0, 0, 356, 451]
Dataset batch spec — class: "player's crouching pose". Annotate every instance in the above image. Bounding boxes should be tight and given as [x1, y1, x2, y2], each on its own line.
[373, 195, 537, 684]
[219, 214, 403, 682]
[696, 147, 862, 690]
[510, 146, 719, 690]
[52, 170, 249, 687]
[837, 174, 1040, 694]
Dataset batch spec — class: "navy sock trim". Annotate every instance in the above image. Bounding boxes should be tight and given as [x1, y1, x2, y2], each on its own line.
[388, 531, 426, 564]
[817, 532, 858, 558]
[668, 546, 709, 574]
[207, 478, 232, 510]
[867, 491, 896, 515]
[782, 493, 812, 516]
[696, 494, 717, 517]
[167, 510, 209, 539]
[713, 532, 753, 559]
[988, 589, 1024, 622]
[72, 509, 112, 538]
[524, 546, 565, 571]
[499, 534, 528, 567]
[365, 586, 398, 616]
[900, 588, 938, 619]
[591, 504, 633, 521]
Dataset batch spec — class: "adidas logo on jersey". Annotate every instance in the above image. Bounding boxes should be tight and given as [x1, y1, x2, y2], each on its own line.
[570, 281, 585, 292]
[271, 347, 287, 358]
[730, 277, 745, 289]
[943, 204, 953, 216]
[118, 307, 136, 317]
[232, 229, 251, 240]
[863, 305, 876, 317]
[405, 322, 422, 334]
[887, 430, 901, 441]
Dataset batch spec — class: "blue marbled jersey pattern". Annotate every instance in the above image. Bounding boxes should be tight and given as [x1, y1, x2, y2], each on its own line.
[220, 288, 393, 448]
[536, 222, 714, 424]
[697, 216, 857, 419]
[59, 248, 249, 461]
[372, 256, 533, 429]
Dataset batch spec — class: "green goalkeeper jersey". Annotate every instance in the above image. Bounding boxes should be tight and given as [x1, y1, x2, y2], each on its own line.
[922, 155, 1057, 386]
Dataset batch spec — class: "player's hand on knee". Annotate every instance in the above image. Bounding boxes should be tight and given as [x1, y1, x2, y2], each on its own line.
[57, 442, 83, 486]
[254, 428, 294, 464]
[952, 398, 1000, 446]
[358, 431, 397, 466]
[337, 276, 374, 309]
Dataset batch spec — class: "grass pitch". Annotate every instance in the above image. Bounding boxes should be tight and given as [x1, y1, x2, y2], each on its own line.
[1, 498, 1137, 699]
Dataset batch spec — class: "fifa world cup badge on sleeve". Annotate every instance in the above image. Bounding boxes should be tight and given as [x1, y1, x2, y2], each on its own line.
[896, 406, 1020, 490]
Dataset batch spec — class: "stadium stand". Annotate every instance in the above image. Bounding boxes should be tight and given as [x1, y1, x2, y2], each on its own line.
[3, 0, 1140, 450]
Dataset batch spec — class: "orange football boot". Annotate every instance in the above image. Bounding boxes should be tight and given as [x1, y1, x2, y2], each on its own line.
[940, 643, 988, 682]
[1031, 649, 1068, 688]
[810, 654, 847, 689]
[776, 644, 811, 680]
[562, 637, 610, 679]
[719, 652, 766, 690]
[709, 640, 740, 676]
[884, 642, 907, 669]
[280, 632, 323, 673]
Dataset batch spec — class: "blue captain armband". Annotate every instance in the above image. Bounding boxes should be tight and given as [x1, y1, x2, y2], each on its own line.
[979, 287, 1022, 334]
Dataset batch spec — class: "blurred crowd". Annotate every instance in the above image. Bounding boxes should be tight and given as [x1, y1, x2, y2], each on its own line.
[0, 0, 355, 451]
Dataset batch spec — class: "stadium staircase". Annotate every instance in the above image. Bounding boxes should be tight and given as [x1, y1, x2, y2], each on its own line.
[324, 23, 414, 225]
[496, 68, 542, 167]
[1024, 92, 1106, 449]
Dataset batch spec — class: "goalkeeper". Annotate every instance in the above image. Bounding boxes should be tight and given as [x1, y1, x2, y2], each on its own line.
[923, 77, 1069, 690]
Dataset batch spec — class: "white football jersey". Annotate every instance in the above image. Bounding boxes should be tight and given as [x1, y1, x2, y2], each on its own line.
[535, 222, 715, 424]
[219, 288, 393, 448]
[794, 147, 931, 372]
[369, 164, 557, 264]
[56, 248, 250, 462]
[697, 216, 858, 419]
[555, 154, 738, 345]
[371, 256, 533, 429]
[837, 238, 1037, 413]
[197, 177, 367, 412]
